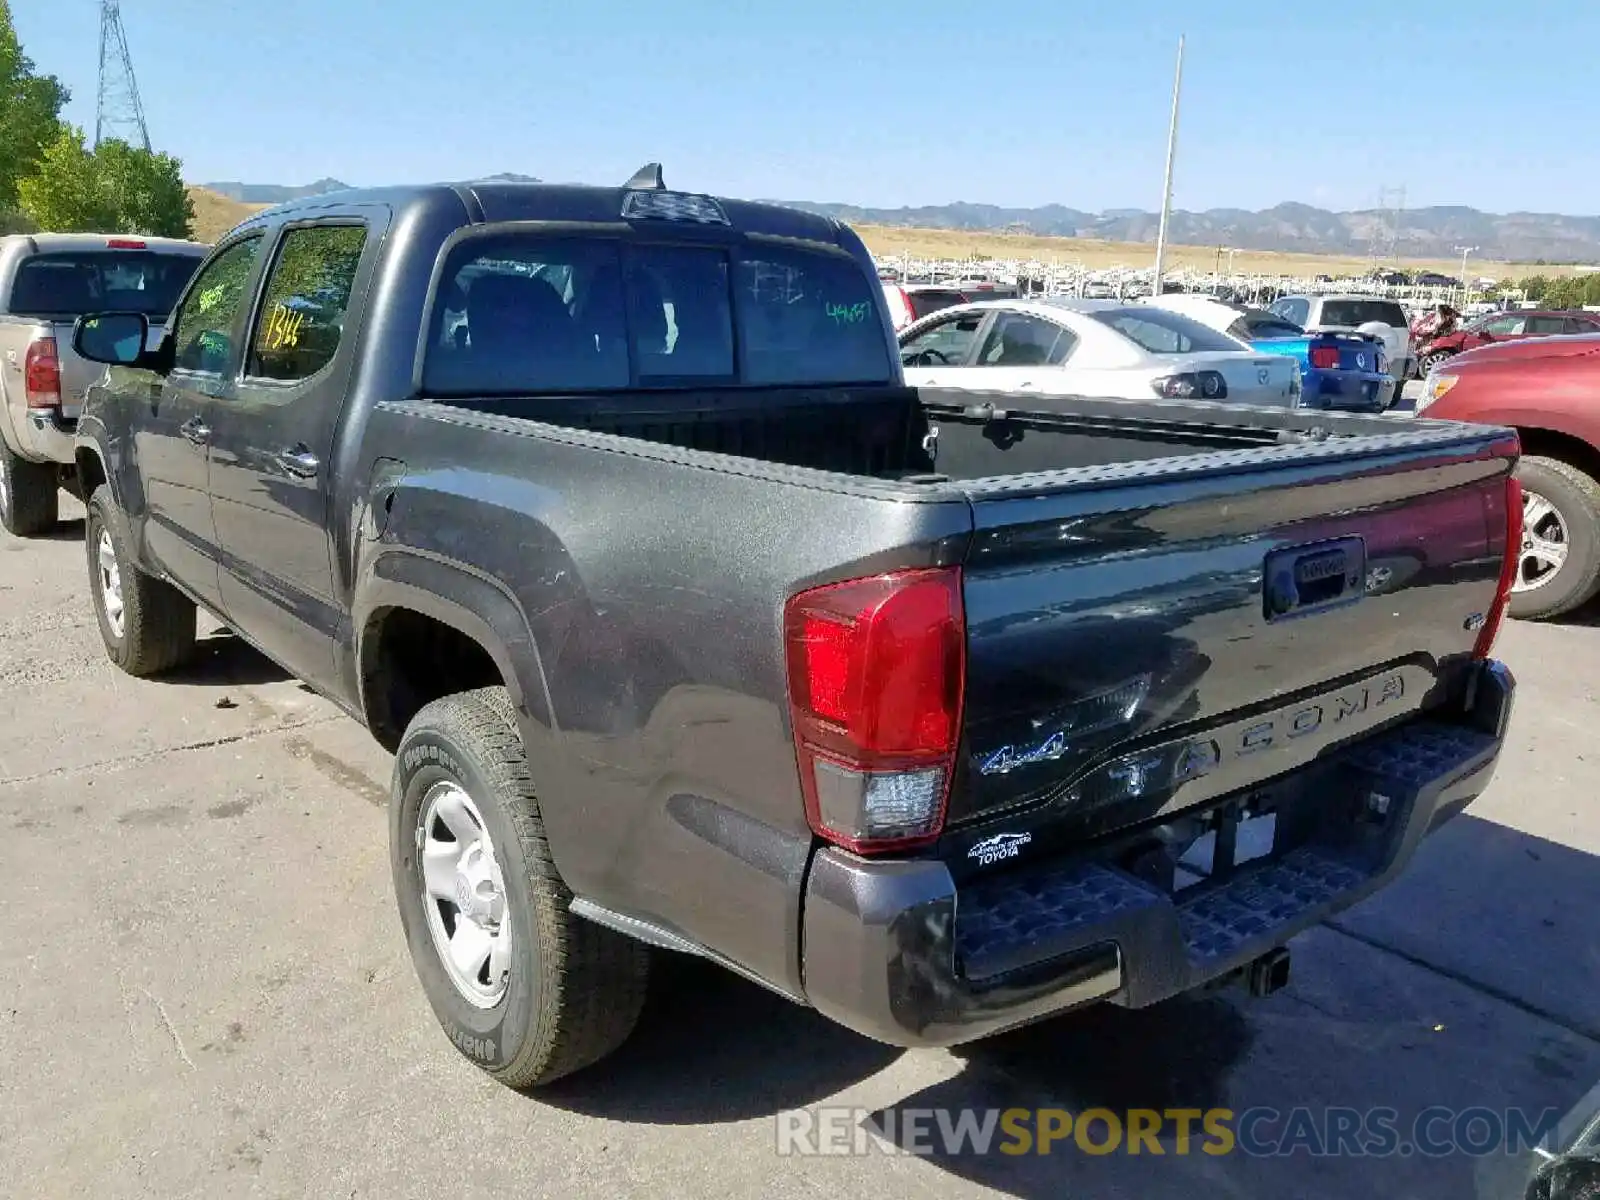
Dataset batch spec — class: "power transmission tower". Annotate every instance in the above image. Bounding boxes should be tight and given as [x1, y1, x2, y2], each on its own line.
[1375, 184, 1406, 268]
[96, 1, 151, 151]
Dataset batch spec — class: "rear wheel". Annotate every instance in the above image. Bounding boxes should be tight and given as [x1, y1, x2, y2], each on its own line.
[391, 687, 650, 1088]
[0, 442, 59, 537]
[1508, 456, 1600, 620]
[84, 485, 198, 675]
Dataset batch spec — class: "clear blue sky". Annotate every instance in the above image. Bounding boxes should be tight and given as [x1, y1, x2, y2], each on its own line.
[12, 0, 1597, 214]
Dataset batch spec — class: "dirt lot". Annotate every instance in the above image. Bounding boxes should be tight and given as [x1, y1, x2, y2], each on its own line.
[1, 497, 1597, 1199]
[853, 224, 1565, 283]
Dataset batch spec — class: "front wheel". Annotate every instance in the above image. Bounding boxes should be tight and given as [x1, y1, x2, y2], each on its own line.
[84, 485, 197, 675]
[391, 687, 649, 1087]
[0, 441, 59, 537]
[1419, 350, 1452, 375]
[1508, 456, 1600, 620]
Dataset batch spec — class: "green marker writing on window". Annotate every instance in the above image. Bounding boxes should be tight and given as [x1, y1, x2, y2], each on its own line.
[825, 301, 870, 326]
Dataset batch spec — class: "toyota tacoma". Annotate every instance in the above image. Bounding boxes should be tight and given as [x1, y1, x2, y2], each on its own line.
[68, 168, 1519, 1087]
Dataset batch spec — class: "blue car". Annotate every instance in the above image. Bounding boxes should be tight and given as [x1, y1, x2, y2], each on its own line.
[1154, 296, 1397, 413]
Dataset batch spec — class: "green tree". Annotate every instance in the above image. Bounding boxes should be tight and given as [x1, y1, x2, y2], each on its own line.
[17, 127, 195, 238]
[17, 126, 113, 230]
[1519, 274, 1550, 302]
[93, 138, 195, 237]
[0, 0, 68, 213]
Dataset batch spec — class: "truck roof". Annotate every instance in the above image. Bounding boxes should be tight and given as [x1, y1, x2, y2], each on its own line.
[0, 233, 210, 254]
[245, 176, 850, 247]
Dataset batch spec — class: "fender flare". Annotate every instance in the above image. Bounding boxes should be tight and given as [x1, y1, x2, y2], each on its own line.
[352, 547, 557, 737]
[72, 417, 132, 512]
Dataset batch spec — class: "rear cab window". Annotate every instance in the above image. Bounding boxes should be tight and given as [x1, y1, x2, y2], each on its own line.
[1318, 300, 1408, 328]
[1091, 307, 1244, 354]
[1269, 297, 1311, 326]
[1243, 310, 1304, 338]
[6, 249, 203, 318]
[422, 233, 892, 395]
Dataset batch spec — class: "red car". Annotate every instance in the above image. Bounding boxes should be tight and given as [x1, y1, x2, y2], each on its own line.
[1417, 309, 1600, 374]
[1417, 334, 1600, 618]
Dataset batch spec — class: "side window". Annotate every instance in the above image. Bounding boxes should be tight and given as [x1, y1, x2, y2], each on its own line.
[1483, 315, 1526, 335]
[170, 237, 265, 374]
[628, 245, 734, 380]
[1567, 316, 1600, 335]
[247, 225, 368, 382]
[1525, 315, 1567, 335]
[900, 312, 985, 367]
[976, 313, 1075, 366]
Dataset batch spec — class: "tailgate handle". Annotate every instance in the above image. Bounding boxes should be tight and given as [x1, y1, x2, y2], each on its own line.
[1264, 536, 1365, 621]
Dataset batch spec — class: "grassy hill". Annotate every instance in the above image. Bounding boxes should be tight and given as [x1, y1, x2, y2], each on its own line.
[186, 186, 267, 243]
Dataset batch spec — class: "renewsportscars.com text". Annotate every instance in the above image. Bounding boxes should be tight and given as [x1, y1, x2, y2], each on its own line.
[775, 1105, 1561, 1159]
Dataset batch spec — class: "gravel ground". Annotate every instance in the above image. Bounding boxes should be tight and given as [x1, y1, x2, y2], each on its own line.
[1, 496, 1596, 1200]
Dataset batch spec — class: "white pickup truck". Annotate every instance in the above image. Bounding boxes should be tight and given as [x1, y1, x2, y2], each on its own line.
[0, 233, 207, 535]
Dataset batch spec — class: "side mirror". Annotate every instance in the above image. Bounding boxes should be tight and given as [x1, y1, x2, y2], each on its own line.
[73, 312, 151, 366]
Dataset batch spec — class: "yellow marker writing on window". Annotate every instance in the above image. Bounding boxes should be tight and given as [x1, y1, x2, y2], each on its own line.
[265, 304, 305, 351]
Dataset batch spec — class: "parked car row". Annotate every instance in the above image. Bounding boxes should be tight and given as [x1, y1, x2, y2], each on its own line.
[1151, 294, 1395, 413]
[1416, 308, 1600, 374]
[897, 297, 1302, 406]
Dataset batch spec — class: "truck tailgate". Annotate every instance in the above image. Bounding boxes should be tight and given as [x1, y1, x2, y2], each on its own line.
[942, 424, 1518, 860]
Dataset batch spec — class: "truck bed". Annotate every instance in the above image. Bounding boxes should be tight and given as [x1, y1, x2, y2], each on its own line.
[373, 382, 1515, 1006]
[428, 385, 1424, 485]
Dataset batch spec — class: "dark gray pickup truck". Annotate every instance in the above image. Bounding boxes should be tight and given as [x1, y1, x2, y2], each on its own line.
[69, 169, 1520, 1089]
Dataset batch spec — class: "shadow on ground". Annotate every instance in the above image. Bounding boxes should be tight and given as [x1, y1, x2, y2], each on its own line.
[540, 814, 1600, 1200]
[876, 818, 1600, 1200]
[36, 517, 87, 543]
[162, 629, 293, 688]
[538, 952, 902, 1121]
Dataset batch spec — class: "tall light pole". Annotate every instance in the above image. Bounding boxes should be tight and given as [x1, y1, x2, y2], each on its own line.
[1454, 244, 1478, 307]
[1150, 35, 1185, 298]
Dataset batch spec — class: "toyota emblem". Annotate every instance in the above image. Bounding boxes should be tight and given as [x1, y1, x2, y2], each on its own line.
[1257, 368, 1269, 384]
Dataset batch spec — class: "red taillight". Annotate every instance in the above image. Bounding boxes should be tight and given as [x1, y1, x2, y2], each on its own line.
[106, 238, 146, 249]
[23, 337, 61, 409]
[1309, 345, 1342, 370]
[893, 288, 913, 331]
[784, 567, 965, 853]
[1474, 472, 1523, 660]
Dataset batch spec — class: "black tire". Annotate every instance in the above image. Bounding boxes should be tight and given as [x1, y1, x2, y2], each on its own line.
[84, 485, 197, 675]
[391, 686, 649, 1088]
[1508, 455, 1600, 621]
[0, 441, 59, 537]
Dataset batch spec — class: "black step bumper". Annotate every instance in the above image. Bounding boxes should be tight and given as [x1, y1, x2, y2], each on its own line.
[799, 659, 1514, 1048]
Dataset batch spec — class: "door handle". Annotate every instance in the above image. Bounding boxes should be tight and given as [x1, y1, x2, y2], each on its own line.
[276, 446, 320, 478]
[180, 417, 211, 446]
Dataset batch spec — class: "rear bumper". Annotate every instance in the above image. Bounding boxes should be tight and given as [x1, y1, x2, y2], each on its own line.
[13, 406, 77, 465]
[1301, 369, 1396, 412]
[799, 660, 1514, 1048]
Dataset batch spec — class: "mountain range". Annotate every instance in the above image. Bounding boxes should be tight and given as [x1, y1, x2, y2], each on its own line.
[197, 180, 1600, 262]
